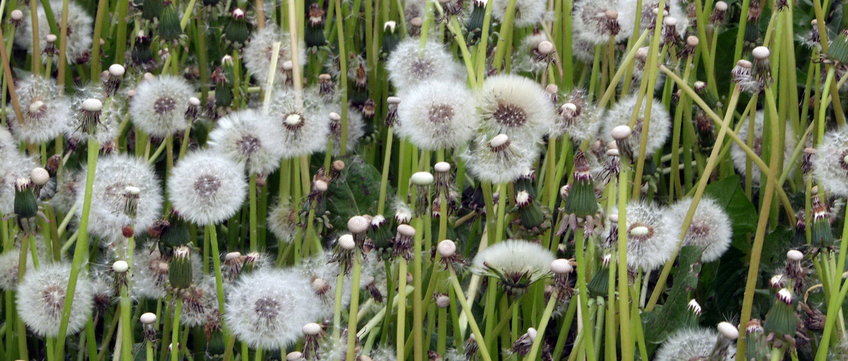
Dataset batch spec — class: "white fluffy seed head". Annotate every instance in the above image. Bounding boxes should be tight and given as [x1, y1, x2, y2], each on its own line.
[397, 224, 416, 237]
[551, 259, 573, 274]
[787, 249, 803, 262]
[611, 125, 632, 140]
[112, 260, 129, 273]
[338, 234, 356, 250]
[167, 150, 247, 226]
[717, 322, 739, 340]
[752, 46, 770, 60]
[82, 98, 102, 111]
[347, 216, 370, 234]
[410, 171, 434, 186]
[437, 240, 457, 257]
[108, 64, 125, 76]
[471, 240, 556, 291]
[140, 312, 157, 324]
[302, 322, 322, 336]
[434, 162, 451, 173]
[30, 167, 49, 185]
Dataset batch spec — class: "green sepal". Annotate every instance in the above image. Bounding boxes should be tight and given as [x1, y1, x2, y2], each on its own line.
[161, 218, 190, 247]
[224, 19, 250, 44]
[811, 218, 834, 248]
[141, 0, 162, 20]
[169, 248, 193, 289]
[158, 5, 182, 41]
[763, 298, 798, 337]
[14, 188, 38, 219]
[564, 180, 598, 217]
[587, 265, 608, 297]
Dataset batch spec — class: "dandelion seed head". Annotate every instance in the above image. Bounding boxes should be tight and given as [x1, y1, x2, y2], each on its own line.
[0, 248, 34, 290]
[180, 277, 219, 327]
[75, 154, 162, 245]
[130, 75, 194, 138]
[208, 109, 285, 175]
[386, 39, 464, 91]
[491, 0, 547, 27]
[168, 150, 247, 225]
[18, 0, 93, 64]
[10, 75, 71, 143]
[268, 201, 297, 244]
[269, 88, 331, 158]
[16, 263, 94, 337]
[225, 268, 323, 350]
[665, 197, 732, 262]
[572, 0, 630, 44]
[619, 0, 689, 40]
[601, 94, 671, 158]
[479, 74, 556, 140]
[396, 80, 478, 150]
[814, 125, 848, 197]
[623, 201, 676, 272]
[471, 240, 555, 294]
[0, 154, 37, 215]
[654, 328, 735, 361]
[243, 25, 307, 87]
[465, 133, 540, 184]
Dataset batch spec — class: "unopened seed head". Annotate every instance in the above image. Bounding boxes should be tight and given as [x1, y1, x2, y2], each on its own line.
[611, 125, 632, 140]
[384, 21, 396, 32]
[434, 162, 451, 173]
[545, 84, 558, 95]
[232, 8, 245, 18]
[438, 239, 457, 257]
[143, 72, 155, 81]
[82, 98, 102, 112]
[787, 249, 803, 261]
[302, 322, 321, 336]
[538, 40, 555, 55]
[27, 100, 44, 112]
[715, 1, 727, 11]
[30, 167, 49, 185]
[436, 294, 450, 308]
[225, 252, 242, 261]
[410, 17, 423, 26]
[108, 64, 125, 76]
[285, 113, 303, 126]
[282, 61, 293, 70]
[717, 322, 739, 339]
[562, 103, 577, 112]
[605, 9, 618, 19]
[410, 171, 434, 186]
[338, 234, 356, 250]
[10, 9, 22, 20]
[112, 260, 129, 273]
[606, 148, 620, 157]
[189, 97, 201, 106]
[630, 226, 649, 236]
[550, 259, 572, 274]
[329, 112, 341, 121]
[397, 224, 416, 237]
[752, 46, 770, 60]
[347, 216, 370, 234]
[140, 312, 157, 324]
[527, 328, 537, 339]
[124, 185, 140, 195]
[46, 33, 57, 42]
[387, 96, 401, 104]
[286, 352, 304, 361]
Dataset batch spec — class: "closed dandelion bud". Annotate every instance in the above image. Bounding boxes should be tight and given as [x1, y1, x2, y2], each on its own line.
[224, 8, 250, 44]
[212, 66, 233, 107]
[587, 254, 611, 297]
[169, 246, 193, 290]
[223, 252, 243, 281]
[565, 152, 598, 217]
[302, 322, 323, 358]
[611, 125, 634, 161]
[142, 0, 162, 19]
[434, 162, 452, 197]
[158, 2, 182, 42]
[286, 352, 305, 361]
[465, 0, 487, 43]
[78, 98, 102, 135]
[807, 20, 821, 47]
[103, 64, 125, 96]
[680, 35, 698, 57]
[348, 215, 370, 246]
[305, 4, 326, 47]
[464, 334, 479, 360]
[662, 17, 680, 45]
[14, 178, 37, 220]
[434, 293, 450, 308]
[437, 239, 461, 267]
[382, 21, 399, 54]
[514, 190, 547, 232]
[242, 252, 263, 274]
[185, 97, 200, 121]
[551, 258, 573, 298]
[684, 299, 703, 325]
[785, 250, 804, 282]
[764, 288, 799, 338]
[394, 201, 413, 224]
[802, 147, 816, 174]
[161, 217, 190, 248]
[410, 172, 433, 216]
[367, 215, 392, 249]
[745, 320, 770, 361]
[811, 195, 834, 247]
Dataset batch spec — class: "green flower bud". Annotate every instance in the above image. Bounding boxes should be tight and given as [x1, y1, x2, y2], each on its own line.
[169, 246, 193, 290]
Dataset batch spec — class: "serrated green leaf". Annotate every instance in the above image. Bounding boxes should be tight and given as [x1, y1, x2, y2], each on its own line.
[326, 156, 391, 231]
